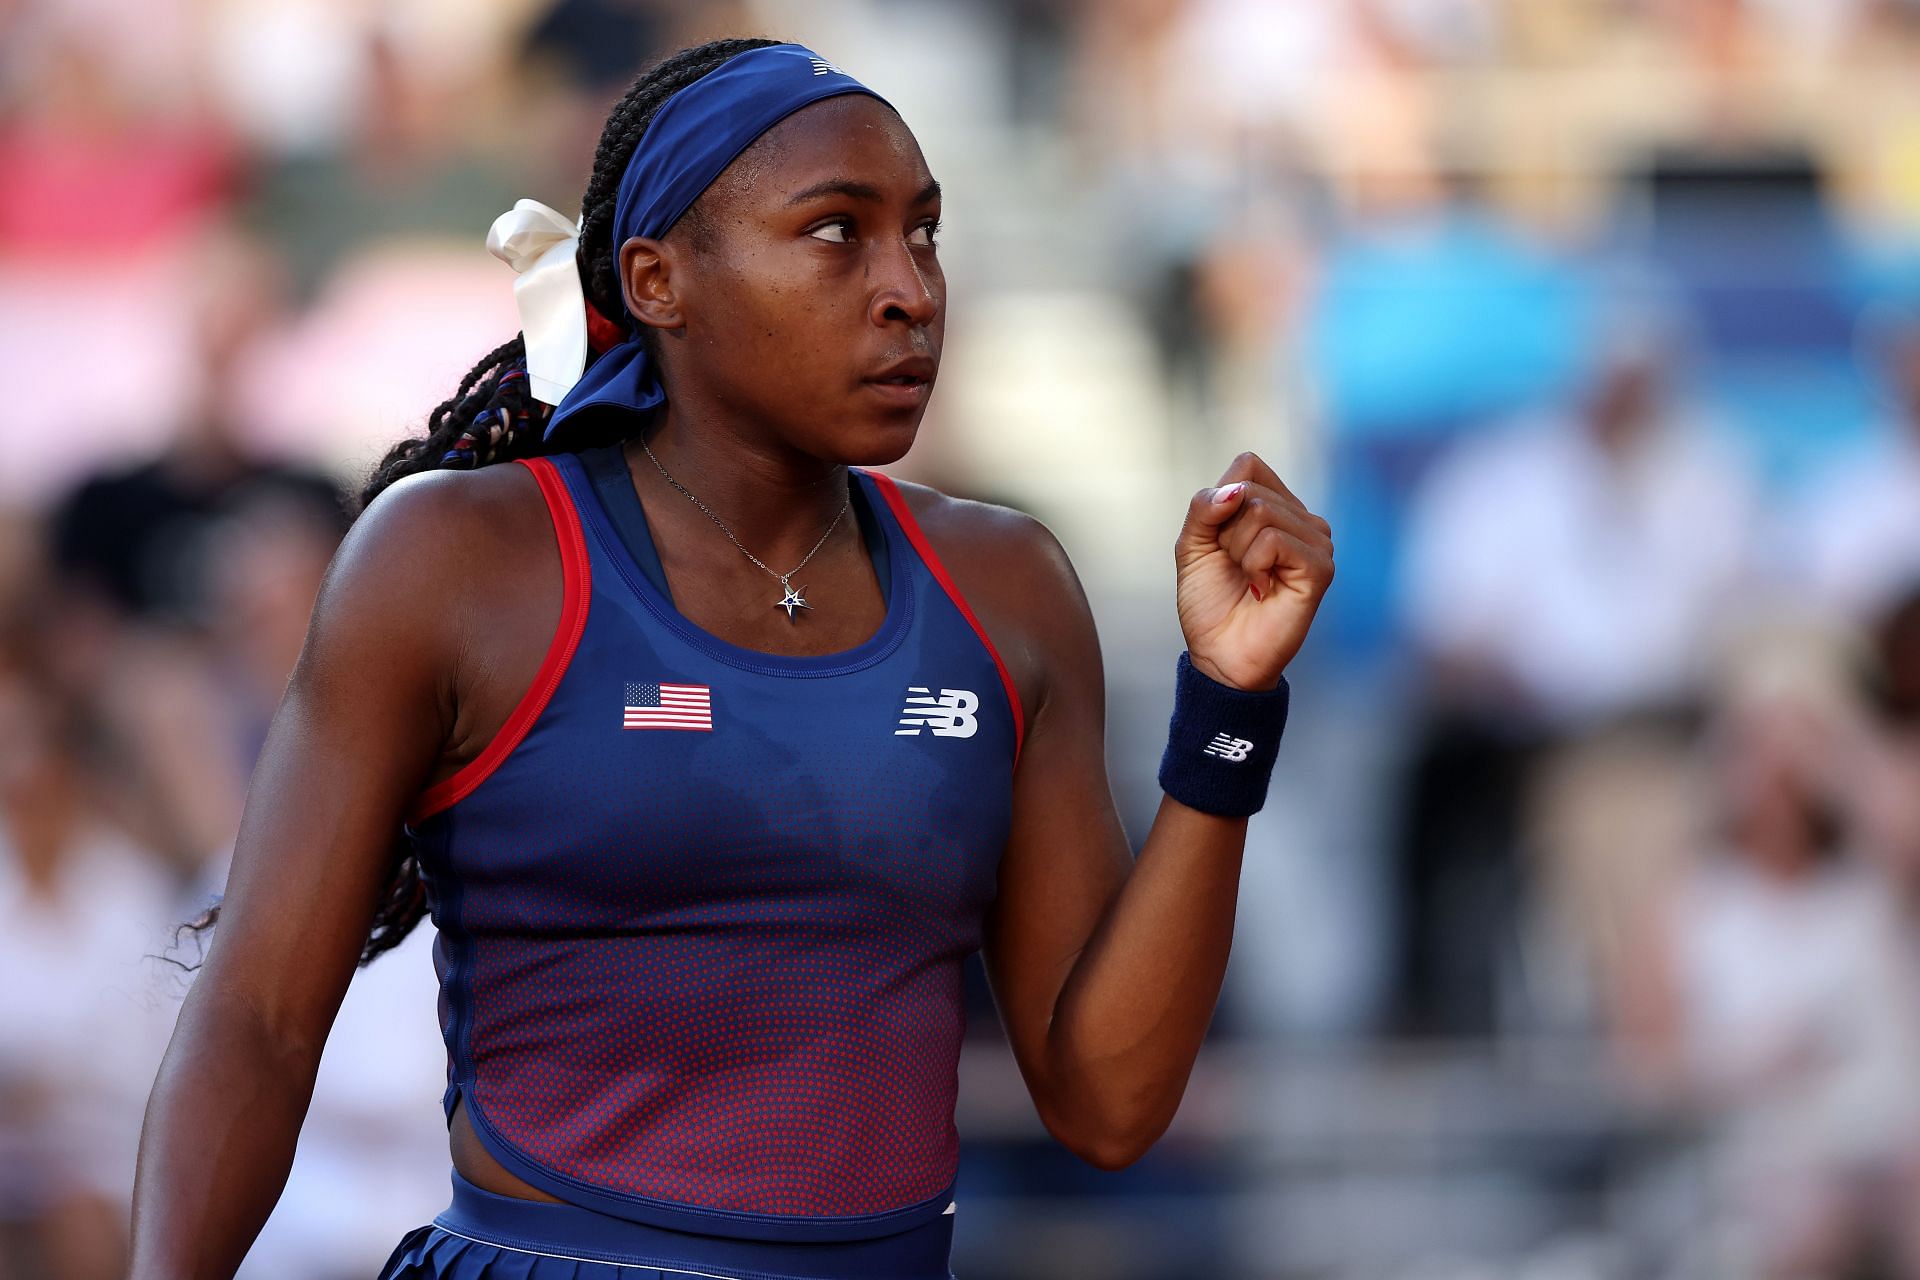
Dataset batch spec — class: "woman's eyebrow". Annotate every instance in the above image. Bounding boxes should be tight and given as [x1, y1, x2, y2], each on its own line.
[784, 178, 942, 206]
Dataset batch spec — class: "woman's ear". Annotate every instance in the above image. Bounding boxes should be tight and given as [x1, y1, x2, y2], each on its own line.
[618, 235, 684, 332]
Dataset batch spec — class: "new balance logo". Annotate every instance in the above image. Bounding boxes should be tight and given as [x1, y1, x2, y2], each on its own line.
[896, 686, 979, 738]
[1204, 733, 1254, 762]
[809, 56, 844, 77]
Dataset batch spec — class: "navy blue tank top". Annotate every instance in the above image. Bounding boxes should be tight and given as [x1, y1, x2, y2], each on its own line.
[403, 447, 1025, 1243]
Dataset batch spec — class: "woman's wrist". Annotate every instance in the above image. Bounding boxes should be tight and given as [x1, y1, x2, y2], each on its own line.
[1157, 650, 1291, 817]
[1186, 649, 1283, 692]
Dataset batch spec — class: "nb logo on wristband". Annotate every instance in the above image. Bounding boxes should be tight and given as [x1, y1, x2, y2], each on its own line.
[1203, 733, 1255, 762]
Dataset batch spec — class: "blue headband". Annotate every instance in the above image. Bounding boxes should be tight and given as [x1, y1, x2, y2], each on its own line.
[543, 44, 893, 441]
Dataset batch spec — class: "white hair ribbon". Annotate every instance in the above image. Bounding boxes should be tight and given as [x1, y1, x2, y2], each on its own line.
[486, 198, 589, 408]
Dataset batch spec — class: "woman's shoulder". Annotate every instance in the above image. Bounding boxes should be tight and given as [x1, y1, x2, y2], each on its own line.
[356, 457, 552, 552]
[311, 460, 559, 655]
[870, 473, 1091, 710]
[872, 473, 1076, 596]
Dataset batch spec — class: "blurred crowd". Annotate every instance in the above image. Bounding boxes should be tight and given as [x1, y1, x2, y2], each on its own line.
[7, 0, 1920, 1276]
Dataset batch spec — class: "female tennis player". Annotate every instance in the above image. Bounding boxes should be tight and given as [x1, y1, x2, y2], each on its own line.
[130, 37, 1333, 1280]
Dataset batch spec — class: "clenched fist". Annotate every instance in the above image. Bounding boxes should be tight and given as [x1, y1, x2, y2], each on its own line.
[1175, 451, 1335, 692]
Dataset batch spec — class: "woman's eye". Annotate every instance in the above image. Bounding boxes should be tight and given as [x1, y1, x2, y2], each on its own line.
[808, 217, 941, 246]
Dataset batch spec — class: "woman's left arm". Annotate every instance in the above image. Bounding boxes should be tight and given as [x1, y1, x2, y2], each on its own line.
[976, 450, 1334, 1170]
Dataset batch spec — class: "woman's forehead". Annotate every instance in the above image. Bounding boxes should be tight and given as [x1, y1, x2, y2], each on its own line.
[713, 95, 933, 213]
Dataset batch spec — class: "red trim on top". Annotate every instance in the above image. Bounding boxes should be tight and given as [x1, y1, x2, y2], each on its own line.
[407, 457, 592, 824]
[864, 470, 1026, 772]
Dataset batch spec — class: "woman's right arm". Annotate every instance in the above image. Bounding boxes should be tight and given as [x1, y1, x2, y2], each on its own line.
[128, 472, 484, 1280]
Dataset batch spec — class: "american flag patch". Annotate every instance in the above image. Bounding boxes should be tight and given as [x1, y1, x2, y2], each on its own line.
[623, 681, 713, 731]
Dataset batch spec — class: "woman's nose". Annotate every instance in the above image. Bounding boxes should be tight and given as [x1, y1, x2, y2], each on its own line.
[871, 239, 939, 328]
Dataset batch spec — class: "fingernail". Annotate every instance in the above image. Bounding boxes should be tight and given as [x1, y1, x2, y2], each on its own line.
[1247, 579, 1264, 601]
[1212, 482, 1245, 504]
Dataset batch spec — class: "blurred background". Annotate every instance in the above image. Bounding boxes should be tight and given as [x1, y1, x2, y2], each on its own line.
[6, 0, 1920, 1275]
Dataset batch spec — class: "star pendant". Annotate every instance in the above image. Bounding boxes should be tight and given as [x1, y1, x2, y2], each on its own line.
[775, 579, 811, 622]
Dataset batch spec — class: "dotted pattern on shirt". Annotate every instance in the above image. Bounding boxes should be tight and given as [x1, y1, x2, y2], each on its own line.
[437, 660, 1009, 1217]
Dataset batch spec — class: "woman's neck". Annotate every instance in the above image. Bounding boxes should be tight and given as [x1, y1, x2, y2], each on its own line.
[625, 412, 853, 569]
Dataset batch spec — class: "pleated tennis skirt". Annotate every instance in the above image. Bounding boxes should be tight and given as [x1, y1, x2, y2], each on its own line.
[376, 1171, 958, 1280]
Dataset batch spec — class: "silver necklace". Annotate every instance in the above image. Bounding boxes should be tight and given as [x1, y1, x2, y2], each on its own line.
[638, 436, 850, 622]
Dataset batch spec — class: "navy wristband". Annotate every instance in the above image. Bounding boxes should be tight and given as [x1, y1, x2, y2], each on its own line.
[1157, 650, 1290, 817]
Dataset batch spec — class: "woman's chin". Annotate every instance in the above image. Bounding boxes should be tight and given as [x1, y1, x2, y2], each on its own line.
[855, 422, 920, 467]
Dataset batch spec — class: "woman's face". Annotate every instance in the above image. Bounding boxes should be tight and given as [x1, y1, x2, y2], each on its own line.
[624, 93, 944, 466]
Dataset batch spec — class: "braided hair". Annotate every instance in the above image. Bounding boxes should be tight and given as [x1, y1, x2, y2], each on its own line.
[181, 37, 789, 969]
[360, 35, 786, 514]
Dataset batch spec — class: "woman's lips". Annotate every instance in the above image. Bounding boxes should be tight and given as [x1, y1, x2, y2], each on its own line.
[863, 376, 931, 407]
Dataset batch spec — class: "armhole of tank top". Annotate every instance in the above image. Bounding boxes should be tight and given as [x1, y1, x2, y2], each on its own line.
[405, 457, 592, 825]
[865, 469, 1026, 771]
